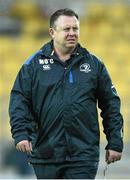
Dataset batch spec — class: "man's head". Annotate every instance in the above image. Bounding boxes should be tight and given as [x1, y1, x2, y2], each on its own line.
[49, 8, 80, 53]
[50, 8, 79, 29]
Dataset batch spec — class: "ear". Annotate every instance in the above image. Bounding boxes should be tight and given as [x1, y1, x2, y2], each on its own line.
[49, 28, 55, 39]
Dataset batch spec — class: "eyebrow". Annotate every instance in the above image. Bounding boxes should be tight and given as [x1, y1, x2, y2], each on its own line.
[62, 25, 79, 29]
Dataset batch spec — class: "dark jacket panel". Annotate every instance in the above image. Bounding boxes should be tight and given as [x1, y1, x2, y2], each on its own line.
[9, 41, 123, 163]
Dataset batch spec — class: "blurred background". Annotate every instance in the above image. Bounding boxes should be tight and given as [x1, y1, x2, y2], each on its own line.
[0, 0, 130, 179]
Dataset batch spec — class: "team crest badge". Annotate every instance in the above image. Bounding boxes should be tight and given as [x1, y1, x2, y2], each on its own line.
[80, 63, 91, 73]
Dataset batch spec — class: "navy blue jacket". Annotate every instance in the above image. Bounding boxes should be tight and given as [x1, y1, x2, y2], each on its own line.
[9, 41, 123, 164]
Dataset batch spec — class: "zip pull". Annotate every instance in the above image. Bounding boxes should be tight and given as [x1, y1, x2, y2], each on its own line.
[69, 69, 73, 83]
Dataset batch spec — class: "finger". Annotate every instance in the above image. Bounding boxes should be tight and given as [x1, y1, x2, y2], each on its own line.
[16, 140, 32, 153]
[117, 157, 121, 161]
[16, 143, 23, 152]
[29, 141, 33, 152]
[21, 144, 27, 152]
[108, 157, 120, 163]
[111, 155, 121, 163]
[17, 144, 25, 152]
[107, 155, 114, 164]
[16, 144, 19, 151]
[114, 157, 121, 162]
[112, 159, 115, 163]
[105, 150, 109, 162]
[25, 141, 33, 154]
[24, 142, 32, 153]
[107, 160, 112, 164]
[105, 150, 111, 164]
[107, 159, 114, 164]
[17, 142, 29, 153]
[106, 149, 122, 164]
[106, 152, 115, 163]
[106, 151, 115, 162]
[106, 151, 112, 164]
[112, 157, 120, 163]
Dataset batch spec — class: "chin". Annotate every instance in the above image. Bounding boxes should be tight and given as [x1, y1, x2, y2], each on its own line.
[66, 43, 77, 48]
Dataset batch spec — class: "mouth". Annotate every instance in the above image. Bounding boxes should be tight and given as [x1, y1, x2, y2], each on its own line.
[67, 39, 76, 43]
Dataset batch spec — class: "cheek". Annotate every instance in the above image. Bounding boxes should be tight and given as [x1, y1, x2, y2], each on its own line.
[61, 33, 68, 40]
[62, 32, 68, 37]
[58, 32, 66, 39]
[75, 31, 79, 37]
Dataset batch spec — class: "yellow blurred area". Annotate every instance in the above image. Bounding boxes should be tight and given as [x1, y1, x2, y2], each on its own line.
[0, 2, 129, 145]
[80, 2, 130, 143]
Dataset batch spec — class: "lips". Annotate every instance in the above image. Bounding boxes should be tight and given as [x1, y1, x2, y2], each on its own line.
[67, 39, 76, 42]
[67, 39, 75, 41]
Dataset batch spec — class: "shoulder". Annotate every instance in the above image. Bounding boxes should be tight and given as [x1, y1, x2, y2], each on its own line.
[89, 53, 103, 64]
[83, 51, 106, 76]
[88, 53, 106, 71]
[24, 50, 42, 65]
[79, 44, 104, 65]
[24, 41, 52, 66]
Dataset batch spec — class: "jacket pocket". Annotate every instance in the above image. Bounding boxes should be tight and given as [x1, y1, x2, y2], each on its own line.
[35, 143, 54, 159]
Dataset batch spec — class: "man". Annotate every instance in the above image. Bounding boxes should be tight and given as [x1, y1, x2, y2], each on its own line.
[9, 8, 123, 179]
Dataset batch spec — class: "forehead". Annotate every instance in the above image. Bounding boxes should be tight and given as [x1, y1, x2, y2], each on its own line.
[55, 15, 79, 27]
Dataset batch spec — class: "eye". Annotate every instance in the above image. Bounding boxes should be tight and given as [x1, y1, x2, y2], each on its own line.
[63, 28, 70, 32]
[73, 27, 79, 31]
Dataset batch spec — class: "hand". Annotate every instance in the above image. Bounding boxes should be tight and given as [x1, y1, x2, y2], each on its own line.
[105, 149, 122, 164]
[16, 140, 32, 154]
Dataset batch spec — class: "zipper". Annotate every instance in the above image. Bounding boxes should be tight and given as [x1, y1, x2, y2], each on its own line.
[69, 69, 73, 83]
[64, 67, 74, 84]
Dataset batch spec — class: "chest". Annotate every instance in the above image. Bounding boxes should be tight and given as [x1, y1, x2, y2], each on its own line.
[33, 58, 98, 89]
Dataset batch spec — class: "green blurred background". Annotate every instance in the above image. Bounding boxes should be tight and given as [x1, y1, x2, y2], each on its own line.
[0, 0, 130, 179]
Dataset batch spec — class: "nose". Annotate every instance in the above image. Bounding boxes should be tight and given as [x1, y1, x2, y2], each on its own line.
[69, 28, 75, 35]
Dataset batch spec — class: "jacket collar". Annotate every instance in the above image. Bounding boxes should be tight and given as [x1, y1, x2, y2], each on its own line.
[40, 40, 90, 67]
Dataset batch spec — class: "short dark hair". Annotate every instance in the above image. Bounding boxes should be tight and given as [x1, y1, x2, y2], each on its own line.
[50, 8, 79, 28]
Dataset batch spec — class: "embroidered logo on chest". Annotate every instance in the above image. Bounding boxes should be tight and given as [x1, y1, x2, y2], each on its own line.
[39, 58, 54, 70]
[80, 63, 91, 73]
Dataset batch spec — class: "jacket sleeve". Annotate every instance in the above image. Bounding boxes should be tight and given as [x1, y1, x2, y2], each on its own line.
[96, 62, 123, 152]
[9, 63, 34, 145]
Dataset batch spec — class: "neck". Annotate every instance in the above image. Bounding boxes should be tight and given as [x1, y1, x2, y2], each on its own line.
[54, 44, 75, 62]
[55, 49, 71, 61]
